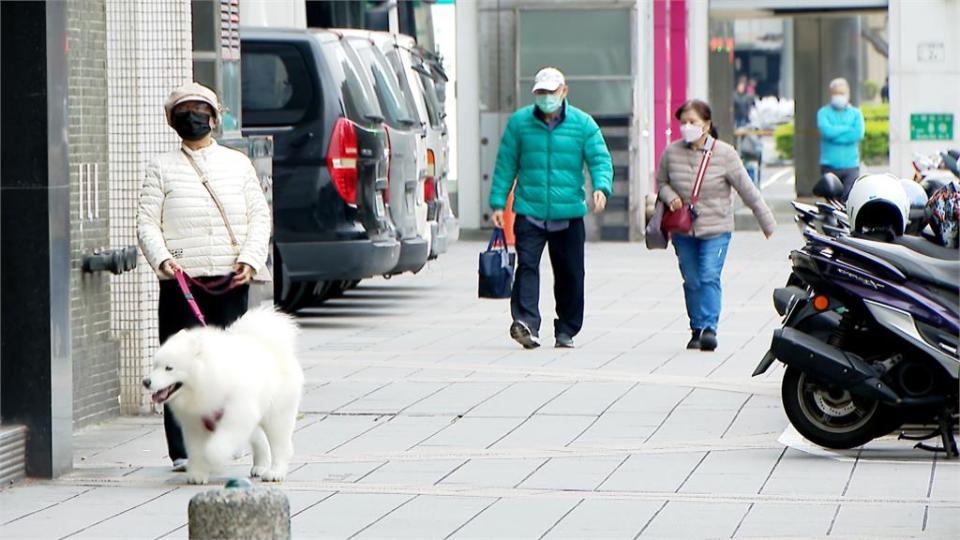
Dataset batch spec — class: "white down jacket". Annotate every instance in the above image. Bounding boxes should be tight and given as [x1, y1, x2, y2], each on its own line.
[137, 141, 271, 280]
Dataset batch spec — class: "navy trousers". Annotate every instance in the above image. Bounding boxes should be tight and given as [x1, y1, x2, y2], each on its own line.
[511, 217, 585, 338]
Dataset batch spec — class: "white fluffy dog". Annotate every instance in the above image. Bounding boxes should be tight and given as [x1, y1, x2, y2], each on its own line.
[142, 307, 303, 484]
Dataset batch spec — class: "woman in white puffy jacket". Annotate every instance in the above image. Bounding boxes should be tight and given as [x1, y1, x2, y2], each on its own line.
[137, 82, 271, 471]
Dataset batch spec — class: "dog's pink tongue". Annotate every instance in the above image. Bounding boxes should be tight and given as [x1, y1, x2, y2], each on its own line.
[151, 389, 166, 404]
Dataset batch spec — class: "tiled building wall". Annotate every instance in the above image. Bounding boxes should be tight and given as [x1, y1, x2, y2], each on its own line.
[106, 0, 192, 414]
[67, 0, 122, 428]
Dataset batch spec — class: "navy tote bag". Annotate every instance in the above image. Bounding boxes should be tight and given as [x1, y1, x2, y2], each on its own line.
[478, 228, 515, 299]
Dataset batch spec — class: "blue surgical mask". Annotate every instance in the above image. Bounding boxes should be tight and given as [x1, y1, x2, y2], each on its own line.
[535, 94, 564, 114]
[831, 94, 849, 109]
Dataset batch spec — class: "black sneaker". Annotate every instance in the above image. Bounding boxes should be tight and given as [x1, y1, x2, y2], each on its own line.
[510, 321, 541, 349]
[700, 328, 718, 351]
[555, 334, 575, 349]
[686, 329, 702, 350]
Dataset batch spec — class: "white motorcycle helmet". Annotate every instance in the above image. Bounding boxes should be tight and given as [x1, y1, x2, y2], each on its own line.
[846, 174, 910, 237]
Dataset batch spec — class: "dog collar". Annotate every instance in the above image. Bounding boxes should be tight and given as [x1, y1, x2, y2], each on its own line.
[202, 409, 224, 432]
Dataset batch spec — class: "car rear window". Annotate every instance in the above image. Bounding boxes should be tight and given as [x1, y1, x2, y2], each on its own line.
[417, 69, 443, 129]
[386, 49, 424, 125]
[326, 41, 381, 125]
[241, 43, 315, 127]
[350, 40, 418, 129]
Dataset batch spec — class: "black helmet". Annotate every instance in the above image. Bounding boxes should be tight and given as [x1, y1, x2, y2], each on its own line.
[813, 172, 844, 200]
[920, 177, 948, 199]
[941, 150, 959, 179]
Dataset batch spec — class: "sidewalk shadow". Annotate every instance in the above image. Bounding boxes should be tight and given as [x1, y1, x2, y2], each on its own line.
[296, 318, 369, 330]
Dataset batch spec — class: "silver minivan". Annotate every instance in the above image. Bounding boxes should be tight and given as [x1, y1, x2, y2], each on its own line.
[340, 31, 430, 275]
[380, 33, 455, 258]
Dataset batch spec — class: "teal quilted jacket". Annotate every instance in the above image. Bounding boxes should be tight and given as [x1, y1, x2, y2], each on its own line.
[490, 102, 613, 220]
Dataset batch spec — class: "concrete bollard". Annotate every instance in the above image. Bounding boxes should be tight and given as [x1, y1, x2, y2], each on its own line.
[188, 478, 290, 540]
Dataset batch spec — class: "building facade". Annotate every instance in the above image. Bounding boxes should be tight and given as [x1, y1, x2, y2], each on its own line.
[1, 0, 192, 483]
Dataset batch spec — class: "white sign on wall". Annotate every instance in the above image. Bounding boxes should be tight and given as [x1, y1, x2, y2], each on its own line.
[917, 41, 946, 63]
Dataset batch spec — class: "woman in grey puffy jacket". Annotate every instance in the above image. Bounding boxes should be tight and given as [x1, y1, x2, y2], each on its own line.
[137, 82, 271, 471]
[657, 100, 775, 352]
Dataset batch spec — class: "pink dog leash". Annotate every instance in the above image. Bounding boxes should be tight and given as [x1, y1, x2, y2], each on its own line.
[174, 269, 208, 326]
[173, 269, 240, 327]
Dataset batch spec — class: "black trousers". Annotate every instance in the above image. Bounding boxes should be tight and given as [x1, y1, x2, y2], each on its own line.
[511, 216, 585, 338]
[158, 277, 249, 463]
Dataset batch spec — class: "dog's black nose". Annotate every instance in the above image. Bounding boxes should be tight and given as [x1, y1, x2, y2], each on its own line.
[142, 377, 151, 389]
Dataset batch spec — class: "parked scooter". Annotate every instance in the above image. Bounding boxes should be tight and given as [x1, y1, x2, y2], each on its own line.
[755, 228, 959, 456]
[912, 149, 960, 183]
[790, 173, 849, 238]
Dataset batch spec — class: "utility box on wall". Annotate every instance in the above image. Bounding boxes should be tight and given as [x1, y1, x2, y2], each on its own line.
[221, 136, 274, 306]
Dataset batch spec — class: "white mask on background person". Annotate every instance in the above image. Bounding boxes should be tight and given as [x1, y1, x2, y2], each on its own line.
[831, 94, 849, 109]
[680, 123, 704, 143]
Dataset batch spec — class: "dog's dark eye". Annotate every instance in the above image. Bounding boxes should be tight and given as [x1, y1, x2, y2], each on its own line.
[164, 366, 173, 372]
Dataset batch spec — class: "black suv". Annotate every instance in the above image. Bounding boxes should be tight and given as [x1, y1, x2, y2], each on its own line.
[241, 28, 399, 311]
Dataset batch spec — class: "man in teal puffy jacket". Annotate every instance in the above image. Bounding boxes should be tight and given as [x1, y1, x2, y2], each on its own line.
[490, 67, 613, 350]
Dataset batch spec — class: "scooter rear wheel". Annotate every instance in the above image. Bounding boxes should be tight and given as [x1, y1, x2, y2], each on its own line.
[782, 367, 893, 450]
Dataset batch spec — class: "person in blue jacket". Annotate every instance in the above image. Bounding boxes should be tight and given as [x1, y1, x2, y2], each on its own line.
[490, 67, 613, 350]
[817, 78, 865, 201]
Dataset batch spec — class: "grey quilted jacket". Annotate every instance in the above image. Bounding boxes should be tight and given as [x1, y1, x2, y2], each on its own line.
[657, 139, 776, 237]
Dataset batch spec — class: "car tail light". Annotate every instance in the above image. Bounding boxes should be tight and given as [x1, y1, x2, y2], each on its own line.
[424, 149, 437, 203]
[327, 117, 359, 206]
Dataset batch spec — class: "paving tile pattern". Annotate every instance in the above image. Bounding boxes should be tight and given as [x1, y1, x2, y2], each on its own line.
[2, 226, 958, 539]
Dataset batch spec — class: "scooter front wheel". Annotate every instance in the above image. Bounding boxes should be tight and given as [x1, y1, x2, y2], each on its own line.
[782, 367, 893, 450]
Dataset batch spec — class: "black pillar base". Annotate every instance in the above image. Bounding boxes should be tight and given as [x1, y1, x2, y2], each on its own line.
[0, 0, 73, 478]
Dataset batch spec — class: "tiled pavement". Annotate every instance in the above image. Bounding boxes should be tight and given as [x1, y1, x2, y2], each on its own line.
[2, 225, 958, 539]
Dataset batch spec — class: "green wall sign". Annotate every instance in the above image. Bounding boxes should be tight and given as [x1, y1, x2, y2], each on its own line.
[910, 113, 954, 141]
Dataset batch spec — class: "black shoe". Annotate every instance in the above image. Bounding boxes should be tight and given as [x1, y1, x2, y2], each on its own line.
[700, 329, 718, 351]
[555, 334, 575, 349]
[510, 321, 541, 349]
[686, 329, 702, 350]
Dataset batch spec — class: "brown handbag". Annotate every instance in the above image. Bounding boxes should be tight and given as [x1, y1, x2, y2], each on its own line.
[661, 136, 715, 235]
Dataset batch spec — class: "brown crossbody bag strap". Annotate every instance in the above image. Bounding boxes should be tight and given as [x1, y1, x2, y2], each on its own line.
[181, 149, 240, 248]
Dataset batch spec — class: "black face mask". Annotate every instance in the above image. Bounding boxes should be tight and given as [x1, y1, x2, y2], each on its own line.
[172, 110, 213, 141]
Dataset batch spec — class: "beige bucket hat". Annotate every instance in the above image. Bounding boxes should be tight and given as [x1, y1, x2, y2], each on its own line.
[164, 82, 221, 126]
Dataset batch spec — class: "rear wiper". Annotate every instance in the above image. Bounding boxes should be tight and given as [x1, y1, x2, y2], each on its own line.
[397, 118, 418, 129]
[364, 114, 385, 124]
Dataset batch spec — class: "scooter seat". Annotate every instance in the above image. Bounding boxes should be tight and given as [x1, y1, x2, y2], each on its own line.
[839, 237, 959, 293]
[895, 235, 959, 261]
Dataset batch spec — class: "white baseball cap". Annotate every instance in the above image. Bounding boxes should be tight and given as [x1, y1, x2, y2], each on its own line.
[531, 67, 565, 93]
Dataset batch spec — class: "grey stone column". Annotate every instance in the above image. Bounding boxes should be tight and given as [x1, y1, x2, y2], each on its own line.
[707, 19, 735, 145]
